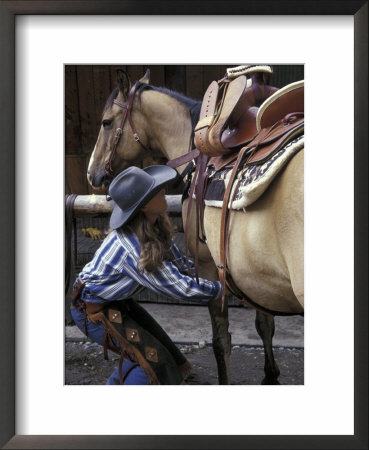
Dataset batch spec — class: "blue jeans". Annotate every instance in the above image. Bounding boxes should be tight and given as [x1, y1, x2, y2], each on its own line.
[70, 304, 150, 385]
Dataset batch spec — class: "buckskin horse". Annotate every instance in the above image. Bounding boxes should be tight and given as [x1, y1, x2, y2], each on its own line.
[87, 68, 304, 385]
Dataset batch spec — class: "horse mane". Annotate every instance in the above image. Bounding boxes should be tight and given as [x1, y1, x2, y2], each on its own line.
[102, 83, 201, 130]
[137, 82, 201, 130]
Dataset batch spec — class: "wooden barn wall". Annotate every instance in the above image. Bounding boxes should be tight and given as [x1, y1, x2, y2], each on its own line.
[65, 64, 304, 195]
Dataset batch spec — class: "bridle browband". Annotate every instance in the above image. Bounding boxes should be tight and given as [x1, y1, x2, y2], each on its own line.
[104, 81, 150, 178]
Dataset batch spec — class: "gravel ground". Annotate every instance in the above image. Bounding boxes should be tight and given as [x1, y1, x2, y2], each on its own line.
[65, 341, 304, 385]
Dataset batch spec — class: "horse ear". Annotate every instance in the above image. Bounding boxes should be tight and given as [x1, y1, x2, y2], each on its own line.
[117, 69, 131, 100]
[139, 69, 150, 84]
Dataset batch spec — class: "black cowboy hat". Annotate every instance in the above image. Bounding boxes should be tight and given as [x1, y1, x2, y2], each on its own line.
[108, 165, 178, 229]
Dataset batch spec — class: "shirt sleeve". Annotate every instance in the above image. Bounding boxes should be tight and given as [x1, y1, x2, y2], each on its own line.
[169, 241, 195, 274]
[123, 251, 222, 304]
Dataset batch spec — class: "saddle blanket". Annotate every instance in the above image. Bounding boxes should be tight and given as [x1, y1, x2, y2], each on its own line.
[203, 135, 304, 210]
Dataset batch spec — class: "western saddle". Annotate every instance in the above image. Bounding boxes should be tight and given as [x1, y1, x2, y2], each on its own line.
[177, 65, 304, 313]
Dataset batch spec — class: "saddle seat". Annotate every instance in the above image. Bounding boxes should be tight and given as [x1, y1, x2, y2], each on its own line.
[220, 81, 278, 151]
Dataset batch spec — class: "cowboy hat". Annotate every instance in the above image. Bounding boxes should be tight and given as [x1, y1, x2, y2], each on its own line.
[108, 165, 178, 229]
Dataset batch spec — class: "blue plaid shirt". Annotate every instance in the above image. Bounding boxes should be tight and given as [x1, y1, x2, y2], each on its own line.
[76, 229, 222, 304]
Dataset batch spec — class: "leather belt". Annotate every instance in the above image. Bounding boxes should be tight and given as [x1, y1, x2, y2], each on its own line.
[70, 278, 107, 315]
[85, 301, 106, 315]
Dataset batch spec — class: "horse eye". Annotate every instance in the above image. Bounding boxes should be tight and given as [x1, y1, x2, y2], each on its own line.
[102, 119, 112, 129]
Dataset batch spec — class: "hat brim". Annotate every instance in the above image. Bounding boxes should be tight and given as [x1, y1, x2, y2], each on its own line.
[109, 165, 178, 229]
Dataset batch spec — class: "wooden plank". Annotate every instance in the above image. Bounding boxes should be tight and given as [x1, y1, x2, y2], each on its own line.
[72, 194, 114, 215]
[147, 65, 165, 87]
[65, 155, 89, 194]
[126, 65, 145, 84]
[65, 65, 82, 154]
[186, 65, 204, 100]
[165, 65, 186, 94]
[71, 194, 183, 215]
[271, 64, 304, 88]
[202, 65, 228, 92]
[76, 65, 98, 155]
[92, 65, 112, 126]
[66, 155, 106, 195]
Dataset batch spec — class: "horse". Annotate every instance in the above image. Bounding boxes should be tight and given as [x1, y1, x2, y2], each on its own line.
[87, 69, 304, 384]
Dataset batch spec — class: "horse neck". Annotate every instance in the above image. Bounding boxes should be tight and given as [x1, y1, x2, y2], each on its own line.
[140, 89, 197, 163]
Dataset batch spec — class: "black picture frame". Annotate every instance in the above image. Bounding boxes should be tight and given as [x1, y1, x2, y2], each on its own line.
[0, 1, 367, 449]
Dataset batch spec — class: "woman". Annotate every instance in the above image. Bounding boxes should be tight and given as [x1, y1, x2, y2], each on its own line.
[70, 165, 222, 385]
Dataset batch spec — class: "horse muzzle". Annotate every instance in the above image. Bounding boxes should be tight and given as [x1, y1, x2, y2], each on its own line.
[87, 168, 111, 190]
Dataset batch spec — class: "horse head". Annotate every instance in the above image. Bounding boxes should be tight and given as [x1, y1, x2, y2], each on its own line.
[87, 68, 201, 190]
[87, 69, 152, 190]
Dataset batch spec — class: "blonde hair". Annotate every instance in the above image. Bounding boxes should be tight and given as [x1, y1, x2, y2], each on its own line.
[124, 212, 174, 273]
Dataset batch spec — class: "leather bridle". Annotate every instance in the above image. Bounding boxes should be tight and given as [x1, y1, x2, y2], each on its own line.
[104, 81, 150, 178]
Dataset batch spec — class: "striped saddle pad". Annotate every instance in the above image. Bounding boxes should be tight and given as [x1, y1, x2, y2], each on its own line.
[204, 134, 304, 210]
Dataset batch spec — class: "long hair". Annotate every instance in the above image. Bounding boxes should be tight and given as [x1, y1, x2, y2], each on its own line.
[124, 211, 174, 273]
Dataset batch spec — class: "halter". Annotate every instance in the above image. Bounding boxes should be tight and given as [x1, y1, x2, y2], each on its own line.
[105, 81, 150, 178]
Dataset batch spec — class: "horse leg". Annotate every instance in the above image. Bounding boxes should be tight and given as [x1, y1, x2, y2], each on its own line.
[208, 297, 232, 384]
[255, 311, 280, 385]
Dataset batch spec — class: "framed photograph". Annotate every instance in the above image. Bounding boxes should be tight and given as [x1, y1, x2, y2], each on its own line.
[1, 1, 367, 449]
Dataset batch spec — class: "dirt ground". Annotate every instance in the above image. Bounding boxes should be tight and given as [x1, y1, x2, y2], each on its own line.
[65, 341, 304, 385]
